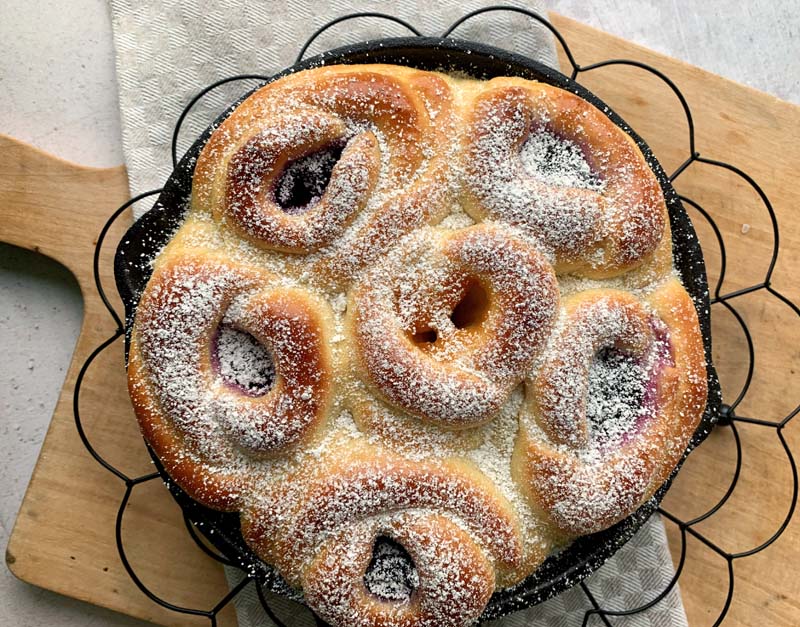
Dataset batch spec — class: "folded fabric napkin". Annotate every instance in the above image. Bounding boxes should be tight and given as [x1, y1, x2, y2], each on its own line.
[108, 1, 688, 625]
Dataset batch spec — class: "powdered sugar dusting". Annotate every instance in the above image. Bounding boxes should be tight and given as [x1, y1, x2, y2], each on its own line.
[520, 290, 696, 536]
[215, 325, 275, 395]
[519, 128, 604, 192]
[127, 65, 705, 627]
[462, 82, 666, 276]
[586, 348, 648, 445]
[363, 537, 419, 602]
[351, 224, 559, 426]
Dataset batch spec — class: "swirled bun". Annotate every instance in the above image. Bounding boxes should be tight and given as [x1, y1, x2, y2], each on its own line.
[192, 65, 455, 286]
[349, 223, 559, 428]
[128, 64, 707, 627]
[460, 78, 668, 278]
[512, 280, 706, 535]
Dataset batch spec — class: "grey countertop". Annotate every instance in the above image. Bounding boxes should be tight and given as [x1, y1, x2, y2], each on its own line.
[1, 1, 797, 625]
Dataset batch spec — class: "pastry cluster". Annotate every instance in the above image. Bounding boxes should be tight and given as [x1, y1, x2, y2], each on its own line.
[127, 64, 707, 627]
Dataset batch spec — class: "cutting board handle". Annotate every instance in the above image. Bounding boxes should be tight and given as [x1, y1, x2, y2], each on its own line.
[0, 133, 130, 279]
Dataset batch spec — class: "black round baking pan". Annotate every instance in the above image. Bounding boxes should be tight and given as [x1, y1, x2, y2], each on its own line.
[114, 36, 721, 622]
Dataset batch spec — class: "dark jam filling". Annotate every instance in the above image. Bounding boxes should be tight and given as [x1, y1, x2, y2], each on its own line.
[587, 329, 674, 447]
[212, 324, 275, 397]
[274, 142, 345, 214]
[364, 536, 419, 603]
[520, 124, 604, 189]
[587, 347, 648, 446]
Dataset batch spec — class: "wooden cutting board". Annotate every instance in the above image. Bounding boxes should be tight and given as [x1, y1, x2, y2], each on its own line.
[3, 14, 799, 627]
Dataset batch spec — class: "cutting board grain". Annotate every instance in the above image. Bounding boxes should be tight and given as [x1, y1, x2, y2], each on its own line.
[3, 13, 799, 627]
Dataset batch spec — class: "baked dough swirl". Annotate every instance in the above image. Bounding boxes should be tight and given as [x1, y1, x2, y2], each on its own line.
[192, 65, 455, 286]
[514, 280, 707, 535]
[127, 63, 709, 627]
[242, 447, 525, 627]
[128, 250, 335, 508]
[461, 78, 667, 278]
[350, 223, 559, 427]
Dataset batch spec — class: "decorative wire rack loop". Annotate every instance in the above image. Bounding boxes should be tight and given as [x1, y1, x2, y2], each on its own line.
[74, 6, 799, 627]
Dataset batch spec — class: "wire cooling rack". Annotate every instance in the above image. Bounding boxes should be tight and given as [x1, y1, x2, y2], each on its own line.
[74, 6, 799, 627]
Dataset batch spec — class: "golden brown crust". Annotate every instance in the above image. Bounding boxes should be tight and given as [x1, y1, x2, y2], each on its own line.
[192, 65, 456, 287]
[303, 513, 495, 627]
[459, 78, 668, 278]
[239, 445, 528, 589]
[514, 279, 707, 535]
[127, 64, 708, 627]
[349, 223, 559, 427]
[128, 245, 335, 509]
[128, 350, 246, 511]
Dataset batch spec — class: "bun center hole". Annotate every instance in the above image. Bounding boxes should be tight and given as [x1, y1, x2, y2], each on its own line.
[213, 324, 275, 396]
[275, 142, 345, 214]
[364, 536, 419, 603]
[450, 280, 489, 330]
[411, 328, 438, 345]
